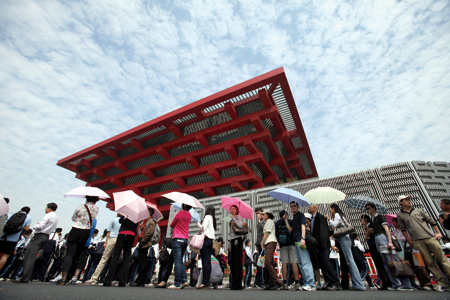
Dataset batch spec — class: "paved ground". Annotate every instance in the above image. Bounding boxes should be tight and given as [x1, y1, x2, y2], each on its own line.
[1, 281, 450, 300]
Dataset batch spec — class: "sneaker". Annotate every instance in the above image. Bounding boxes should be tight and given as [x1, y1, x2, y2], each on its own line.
[218, 285, 224, 289]
[0, 278, 5, 281]
[302, 285, 316, 292]
[90, 280, 98, 286]
[168, 285, 181, 289]
[145, 283, 153, 287]
[50, 275, 62, 283]
[76, 280, 83, 284]
[397, 287, 414, 291]
[369, 286, 378, 290]
[288, 283, 296, 290]
[434, 286, 445, 292]
[373, 283, 380, 289]
[245, 286, 252, 290]
[280, 283, 288, 290]
[181, 282, 188, 289]
[387, 287, 397, 291]
[68, 278, 77, 285]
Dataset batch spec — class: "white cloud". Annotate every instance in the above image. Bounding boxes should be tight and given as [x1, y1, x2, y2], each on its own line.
[0, 0, 449, 232]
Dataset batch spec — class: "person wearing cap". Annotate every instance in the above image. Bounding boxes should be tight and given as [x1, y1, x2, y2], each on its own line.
[260, 208, 282, 290]
[397, 195, 450, 292]
[439, 199, 450, 230]
[275, 209, 300, 290]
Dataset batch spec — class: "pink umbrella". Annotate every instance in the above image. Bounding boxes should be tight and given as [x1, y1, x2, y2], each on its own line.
[146, 202, 163, 222]
[220, 196, 253, 220]
[113, 190, 149, 223]
[385, 214, 397, 225]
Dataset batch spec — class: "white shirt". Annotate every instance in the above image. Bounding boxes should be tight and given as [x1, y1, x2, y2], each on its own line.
[151, 243, 160, 259]
[329, 238, 339, 259]
[354, 240, 365, 252]
[34, 211, 59, 235]
[328, 213, 344, 228]
[245, 246, 253, 262]
[263, 219, 277, 245]
[197, 215, 215, 239]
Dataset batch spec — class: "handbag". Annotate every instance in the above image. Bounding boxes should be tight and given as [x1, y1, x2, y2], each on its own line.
[189, 232, 205, 250]
[391, 237, 402, 252]
[305, 233, 318, 249]
[256, 249, 265, 268]
[386, 250, 414, 278]
[333, 218, 355, 239]
[232, 223, 248, 235]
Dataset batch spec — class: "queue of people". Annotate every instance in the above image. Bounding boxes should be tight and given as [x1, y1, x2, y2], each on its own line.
[1, 194, 450, 293]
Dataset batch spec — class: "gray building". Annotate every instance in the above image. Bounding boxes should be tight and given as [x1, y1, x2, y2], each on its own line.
[188, 161, 450, 249]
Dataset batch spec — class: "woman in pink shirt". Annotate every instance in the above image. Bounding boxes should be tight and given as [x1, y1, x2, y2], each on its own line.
[168, 204, 192, 289]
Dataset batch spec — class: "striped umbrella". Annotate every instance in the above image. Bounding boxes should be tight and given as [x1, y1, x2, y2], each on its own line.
[344, 195, 388, 214]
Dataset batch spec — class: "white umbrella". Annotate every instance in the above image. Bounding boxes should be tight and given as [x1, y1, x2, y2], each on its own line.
[65, 186, 110, 200]
[304, 187, 346, 204]
[162, 192, 204, 209]
[113, 190, 149, 223]
[0, 194, 9, 216]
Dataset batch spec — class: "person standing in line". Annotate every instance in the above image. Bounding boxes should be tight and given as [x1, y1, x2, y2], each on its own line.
[89, 214, 121, 285]
[13, 203, 58, 283]
[196, 205, 216, 289]
[397, 195, 450, 292]
[364, 203, 413, 291]
[349, 233, 376, 290]
[131, 207, 158, 287]
[243, 239, 253, 289]
[56, 196, 99, 285]
[0, 197, 10, 236]
[103, 213, 139, 287]
[329, 234, 340, 284]
[308, 204, 342, 291]
[144, 242, 159, 286]
[439, 199, 450, 230]
[261, 209, 282, 290]
[275, 209, 300, 290]
[229, 205, 244, 290]
[253, 207, 266, 288]
[168, 204, 192, 289]
[361, 214, 391, 290]
[326, 203, 365, 291]
[0, 206, 31, 272]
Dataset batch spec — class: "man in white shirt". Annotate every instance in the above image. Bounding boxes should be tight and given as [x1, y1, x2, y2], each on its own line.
[13, 203, 59, 283]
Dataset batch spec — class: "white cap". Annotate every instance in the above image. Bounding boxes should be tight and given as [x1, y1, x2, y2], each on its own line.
[397, 195, 411, 202]
[304, 213, 312, 219]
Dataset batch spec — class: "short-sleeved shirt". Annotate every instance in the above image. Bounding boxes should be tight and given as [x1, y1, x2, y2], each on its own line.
[275, 219, 295, 246]
[291, 212, 306, 242]
[263, 219, 277, 245]
[256, 219, 266, 244]
[0, 213, 32, 242]
[371, 214, 388, 236]
[397, 208, 436, 241]
[107, 217, 121, 238]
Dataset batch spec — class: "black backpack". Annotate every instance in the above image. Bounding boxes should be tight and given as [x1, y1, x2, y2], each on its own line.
[277, 222, 291, 247]
[3, 212, 27, 234]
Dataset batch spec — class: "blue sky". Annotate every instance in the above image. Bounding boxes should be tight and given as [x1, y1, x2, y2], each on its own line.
[1, 0, 449, 232]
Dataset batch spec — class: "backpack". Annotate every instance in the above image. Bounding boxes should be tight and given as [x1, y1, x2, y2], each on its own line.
[150, 220, 161, 246]
[277, 222, 291, 247]
[3, 212, 27, 234]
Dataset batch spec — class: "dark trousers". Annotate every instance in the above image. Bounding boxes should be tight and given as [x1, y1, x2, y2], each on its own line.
[135, 244, 150, 285]
[200, 237, 212, 286]
[158, 255, 174, 284]
[62, 241, 87, 272]
[145, 257, 156, 284]
[368, 244, 391, 288]
[86, 253, 102, 281]
[128, 258, 139, 284]
[230, 237, 243, 290]
[21, 234, 49, 282]
[318, 246, 340, 286]
[32, 252, 52, 281]
[104, 234, 134, 287]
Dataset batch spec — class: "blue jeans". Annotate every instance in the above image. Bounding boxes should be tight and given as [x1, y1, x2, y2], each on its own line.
[338, 235, 365, 290]
[375, 234, 412, 289]
[172, 238, 188, 287]
[294, 243, 315, 287]
[244, 263, 252, 287]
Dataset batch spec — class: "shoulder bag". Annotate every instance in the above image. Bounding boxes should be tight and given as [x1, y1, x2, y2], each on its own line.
[232, 221, 248, 235]
[391, 236, 403, 252]
[333, 218, 355, 239]
[386, 250, 414, 278]
[189, 231, 205, 250]
[84, 204, 93, 228]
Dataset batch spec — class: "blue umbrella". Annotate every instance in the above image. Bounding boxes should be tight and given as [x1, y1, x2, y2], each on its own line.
[172, 202, 201, 222]
[267, 188, 311, 207]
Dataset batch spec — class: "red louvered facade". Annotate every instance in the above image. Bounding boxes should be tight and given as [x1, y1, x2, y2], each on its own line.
[57, 67, 318, 229]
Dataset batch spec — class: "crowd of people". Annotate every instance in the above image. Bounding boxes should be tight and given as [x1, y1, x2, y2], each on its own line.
[1, 194, 450, 293]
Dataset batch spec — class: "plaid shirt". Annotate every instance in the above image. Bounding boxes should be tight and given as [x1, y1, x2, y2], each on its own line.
[256, 219, 266, 244]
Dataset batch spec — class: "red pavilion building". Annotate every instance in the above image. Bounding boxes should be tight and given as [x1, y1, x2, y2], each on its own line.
[57, 67, 318, 231]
